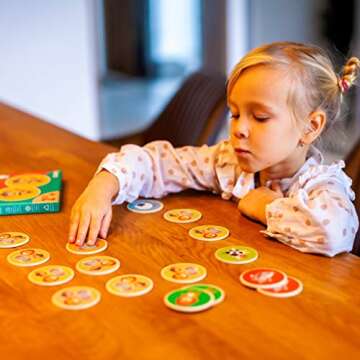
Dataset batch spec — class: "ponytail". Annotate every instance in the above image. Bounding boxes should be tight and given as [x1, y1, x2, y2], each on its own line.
[338, 57, 360, 93]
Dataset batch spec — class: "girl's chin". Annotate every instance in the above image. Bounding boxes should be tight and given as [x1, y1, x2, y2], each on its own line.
[238, 165, 259, 174]
[236, 158, 259, 174]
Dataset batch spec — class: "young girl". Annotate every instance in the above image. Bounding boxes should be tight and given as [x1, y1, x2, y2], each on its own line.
[69, 41, 359, 257]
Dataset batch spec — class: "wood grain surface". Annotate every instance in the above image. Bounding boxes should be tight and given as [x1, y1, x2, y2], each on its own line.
[1, 102, 359, 360]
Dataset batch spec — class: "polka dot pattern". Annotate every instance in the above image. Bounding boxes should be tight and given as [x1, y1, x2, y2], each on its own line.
[316, 237, 325, 244]
[227, 179, 235, 186]
[99, 141, 357, 258]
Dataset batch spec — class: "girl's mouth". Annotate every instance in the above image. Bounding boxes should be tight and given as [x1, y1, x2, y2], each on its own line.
[235, 148, 251, 155]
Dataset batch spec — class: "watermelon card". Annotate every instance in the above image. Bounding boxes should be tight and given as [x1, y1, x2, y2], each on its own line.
[0, 170, 62, 215]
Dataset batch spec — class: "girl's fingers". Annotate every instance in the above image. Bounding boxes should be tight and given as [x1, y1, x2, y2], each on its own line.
[87, 213, 102, 246]
[75, 213, 91, 246]
[99, 208, 112, 239]
[68, 212, 80, 243]
[270, 181, 283, 195]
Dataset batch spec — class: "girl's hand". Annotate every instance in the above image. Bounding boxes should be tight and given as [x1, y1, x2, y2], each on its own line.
[238, 181, 283, 225]
[68, 171, 119, 246]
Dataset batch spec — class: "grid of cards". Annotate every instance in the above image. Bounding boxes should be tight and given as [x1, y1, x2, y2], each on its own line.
[0, 231, 153, 310]
[132, 199, 303, 312]
[1, 198, 303, 312]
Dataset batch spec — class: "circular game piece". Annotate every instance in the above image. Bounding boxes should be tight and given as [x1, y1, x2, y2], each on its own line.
[5, 173, 51, 187]
[163, 209, 202, 224]
[0, 232, 30, 248]
[215, 246, 258, 264]
[76, 255, 120, 276]
[7, 248, 50, 267]
[127, 199, 164, 214]
[28, 265, 75, 286]
[0, 186, 41, 201]
[182, 283, 225, 305]
[257, 276, 303, 298]
[239, 268, 288, 290]
[52, 286, 101, 310]
[66, 239, 108, 255]
[106, 274, 154, 297]
[188, 225, 229, 241]
[164, 287, 215, 313]
[161, 263, 207, 284]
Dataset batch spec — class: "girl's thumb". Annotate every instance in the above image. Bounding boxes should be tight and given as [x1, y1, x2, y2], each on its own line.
[270, 180, 283, 195]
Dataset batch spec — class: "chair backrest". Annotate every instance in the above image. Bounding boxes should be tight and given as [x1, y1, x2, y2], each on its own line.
[144, 71, 228, 147]
[345, 138, 360, 256]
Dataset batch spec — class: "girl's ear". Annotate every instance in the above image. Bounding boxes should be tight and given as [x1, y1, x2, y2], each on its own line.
[301, 110, 327, 145]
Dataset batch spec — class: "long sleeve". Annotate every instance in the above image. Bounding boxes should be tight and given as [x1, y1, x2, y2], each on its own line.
[96, 140, 240, 205]
[263, 162, 359, 256]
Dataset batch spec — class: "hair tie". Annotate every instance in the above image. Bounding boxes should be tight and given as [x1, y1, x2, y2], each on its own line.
[338, 78, 350, 93]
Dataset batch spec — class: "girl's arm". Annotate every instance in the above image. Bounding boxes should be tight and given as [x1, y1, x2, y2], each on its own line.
[263, 181, 359, 256]
[97, 140, 238, 204]
[237, 181, 284, 224]
[69, 139, 243, 246]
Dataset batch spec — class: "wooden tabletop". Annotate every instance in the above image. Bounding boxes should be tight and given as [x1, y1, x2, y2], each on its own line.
[1, 102, 359, 360]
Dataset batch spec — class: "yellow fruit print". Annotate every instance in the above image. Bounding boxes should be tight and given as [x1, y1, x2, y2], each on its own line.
[5, 174, 50, 187]
[0, 186, 40, 201]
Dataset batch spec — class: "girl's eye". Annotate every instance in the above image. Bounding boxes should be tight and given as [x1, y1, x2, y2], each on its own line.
[253, 114, 270, 121]
[231, 114, 240, 120]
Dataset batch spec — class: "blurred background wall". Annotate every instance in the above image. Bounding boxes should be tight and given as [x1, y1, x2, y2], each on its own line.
[0, 0, 100, 139]
[0, 0, 359, 160]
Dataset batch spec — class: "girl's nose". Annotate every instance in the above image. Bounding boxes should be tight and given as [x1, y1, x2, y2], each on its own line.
[233, 119, 249, 139]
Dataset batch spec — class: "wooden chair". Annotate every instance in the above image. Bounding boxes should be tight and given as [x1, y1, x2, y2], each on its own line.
[345, 138, 360, 255]
[106, 71, 228, 148]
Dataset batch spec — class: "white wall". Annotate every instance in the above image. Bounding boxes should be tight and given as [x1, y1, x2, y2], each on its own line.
[249, 0, 325, 47]
[226, 0, 250, 73]
[149, 0, 201, 71]
[0, 0, 101, 140]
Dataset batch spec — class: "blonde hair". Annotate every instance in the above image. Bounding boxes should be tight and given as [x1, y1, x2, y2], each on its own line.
[227, 41, 360, 133]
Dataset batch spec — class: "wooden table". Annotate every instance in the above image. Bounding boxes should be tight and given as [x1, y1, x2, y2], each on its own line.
[1, 102, 359, 360]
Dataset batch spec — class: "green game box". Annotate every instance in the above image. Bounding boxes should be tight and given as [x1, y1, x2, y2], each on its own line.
[0, 170, 62, 215]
